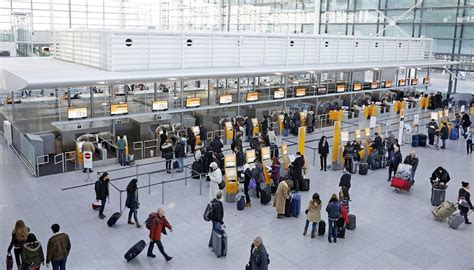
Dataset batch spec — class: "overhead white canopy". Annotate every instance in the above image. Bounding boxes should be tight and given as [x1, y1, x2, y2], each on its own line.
[0, 57, 455, 92]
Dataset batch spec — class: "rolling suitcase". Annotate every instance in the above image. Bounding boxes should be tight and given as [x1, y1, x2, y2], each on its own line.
[411, 134, 420, 147]
[391, 177, 411, 192]
[212, 230, 227, 257]
[337, 226, 346, 238]
[351, 160, 358, 174]
[191, 161, 203, 179]
[173, 160, 179, 169]
[107, 212, 122, 227]
[237, 195, 245, 210]
[418, 134, 427, 147]
[290, 192, 301, 217]
[358, 163, 368, 175]
[124, 240, 146, 262]
[284, 198, 292, 217]
[260, 188, 272, 205]
[347, 214, 356, 230]
[432, 201, 457, 221]
[300, 178, 310, 191]
[449, 128, 459, 140]
[448, 214, 465, 229]
[431, 187, 446, 206]
[318, 221, 326, 236]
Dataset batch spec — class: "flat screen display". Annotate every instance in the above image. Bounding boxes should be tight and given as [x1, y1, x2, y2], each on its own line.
[219, 95, 232, 105]
[295, 88, 306, 97]
[411, 78, 418, 85]
[384, 80, 392, 88]
[336, 84, 345, 93]
[317, 87, 327, 95]
[398, 79, 406, 86]
[152, 100, 168, 111]
[353, 82, 361, 91]
[246, 92, 259, 102]
[68, 107, 87, 120]
[371, 81, 379, 89]
[274, 89, 284, 99]
[110, 103, 129, 115]
[423, 77, 430, 84]
[186, 97, 201, 108]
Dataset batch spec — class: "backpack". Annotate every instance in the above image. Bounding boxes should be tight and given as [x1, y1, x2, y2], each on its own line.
[145, 213, 157, 230]
[203, 202, 214, 222]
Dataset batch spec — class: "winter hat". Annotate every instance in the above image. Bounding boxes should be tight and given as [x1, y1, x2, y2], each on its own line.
[462, 181, 469, 188]
[26, 233, 37, 243]
[210, 162, 218, 170]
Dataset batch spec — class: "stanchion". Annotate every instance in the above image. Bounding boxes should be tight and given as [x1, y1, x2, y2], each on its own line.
[185, 167, 188, 186]
[148, 174, 151, 195]
[161, 181, 165, 204]
[199, 176, 203, 195]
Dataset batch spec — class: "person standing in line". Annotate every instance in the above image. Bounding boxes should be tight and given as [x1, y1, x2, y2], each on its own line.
[159, 129, 167, 156]
[291, 152, 304, 192]
[306, 111, 314, 133]
[270, 157, 281, 188]
[187, 128, 196, 154]
[231, 133, 243, 153]
[208, 162, 223, 201]
[318, 136, 329, 171]
[199, 124, 208, 147]
[387, 145, 402, 182]
[7, 220, 29, 270]
[21, 233, 44, 270]
[243, 164, 253, 207]
[343, 141, 355, 173]
[126, 179, 141, 228]
[440, 122, 449, 149]
[81, 140, 95, 173]
[147, 208, 173, 261]
[208, 191, 225, 250]
[465, 128, 473, 154]
[283, 113, 290, 137]
[261, 116, 269, 134]
[426, 119, 438, 146]
[338, 167, 351, 191]
[403, 151, 419, 184]
[339, 187, 350, 213]
[458, 181, 473, 225]
[174, 138, 186, 173]
[46, 224, 71, 270]
[117, 136, 127, 166]
[94, 172, 110, 219]
[161, 139, 173, 173]
[273, 179, 293, 218]
[326, 194, 342, 244]
[303, 193, 322, 239]
[461, 112, 472, 135]
[210, 135, 224, 154]
[246, 236, 269, 270]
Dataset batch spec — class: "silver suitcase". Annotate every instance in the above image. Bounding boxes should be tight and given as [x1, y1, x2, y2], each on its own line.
[212, 230, 227, 257]
[448, 214, 465, 229]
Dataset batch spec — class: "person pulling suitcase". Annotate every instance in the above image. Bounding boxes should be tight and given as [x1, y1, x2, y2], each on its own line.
[146, 208, 173, 261]
[458, 181, 473, 225]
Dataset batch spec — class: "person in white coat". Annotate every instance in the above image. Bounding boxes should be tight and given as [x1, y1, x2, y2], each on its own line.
[208, 162, 223, 201]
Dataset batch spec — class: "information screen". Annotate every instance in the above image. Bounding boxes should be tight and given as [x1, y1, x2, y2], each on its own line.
[371, 81, 379, 89]
[423, 77, 430, 84]
[152, 100, 168, 111]
[336, 84, 345, 93]
[219, 95, 232, 105]
[317, 87, 327, 95]
[411, 78, 418, 85]
[68, 107, 87, 120]
[246, 92, 259, 102]
[295, 88, 306, 97]
[274, 89, 284, 99]
[384, 80, 392, 88]
[398, 79, 406, 86]
[110, 103, 129, 115]
[186, 97, 201, 108]
[353, 82, 362, 91]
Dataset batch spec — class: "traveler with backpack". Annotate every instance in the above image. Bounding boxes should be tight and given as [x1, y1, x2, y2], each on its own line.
[46, 224, 71, 270]
[458, 181, 472, 225]
[273, 179, 293, 218]
[174, 138, 186, 173]
[162, 139, 173, 173]
[246, 236, 269, 270]
[126, 179, 141, 228]
[117, 136, 127, 166]
[208, 191, 225, 250]
[95, 172, 110, 219]
[146, 208, 172, 261]
[318, 136, 329, 171]
[303, 193, 322, 238]
[208, 162, 223, 201]
[326, 194, 342, 243]
[7, 220, 29, 269]
[21, 233, 44, 270]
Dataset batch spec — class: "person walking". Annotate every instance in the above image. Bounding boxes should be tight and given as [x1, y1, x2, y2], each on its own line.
[291, 152, 304, 192]
[403, 151, 419, 184]
[440, 122, 449, 149]
[21, 233, 44, 270]
[46, 224, 71, 270]
[458, 181, 473, 225]
[208, 162, 223, 201]
[208, 191, 225, 249]
[273, 179, 293, 218]
[426, 119, 439, 146]
[387, 145, 402, 182]
[326, 194, 342, 243]
[126, 179, 141, 228]
[147, 208, 173, 261]
[94, 172, 110, 219]
[465, 128, 473, 154]
[246, 236, 269, 270]
[303, 193, 322, 238]
[81, 140, 95, 173]
[117, 136, 127, 166]
[339, 167, 351, 191]
[174, 138, 186, 173]
[162, 139, 173, 173]
[7, 220, 29, 270]
[318, 136, 329, 171]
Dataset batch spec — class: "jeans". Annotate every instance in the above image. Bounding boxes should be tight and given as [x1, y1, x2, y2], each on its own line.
[388, 165, 396, 180]
[283, 128, 289, 137]
[118, 149, 126, 166]
[128, 207, 138, 223]
[467, 139, 473, 154]
[320, 155, 327, 170]
[147, 240, 171, 259]
[51, 256, 67, 270]
[177, 157, 184, 172]
[328, 219, 337, 241]
[441, 139, 446, 148]
[428, 133, 434, 145]
[165, 159, 172, 171]
[99, 198, 106, 216]
[209, 221, 224, 248]
[304, 220, 317, 236]
[244, 183, 251, 204]
[411, 170, 416, 184]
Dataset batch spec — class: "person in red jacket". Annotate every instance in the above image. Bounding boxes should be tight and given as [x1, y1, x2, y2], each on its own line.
[147, 208, 173, 261]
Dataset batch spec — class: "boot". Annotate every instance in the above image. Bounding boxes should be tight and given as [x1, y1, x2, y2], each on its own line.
[136, 223, 142, 228]
[303, 227, 308, 236]
[128, 219, 135, 225]
[311, 229, 316, 238]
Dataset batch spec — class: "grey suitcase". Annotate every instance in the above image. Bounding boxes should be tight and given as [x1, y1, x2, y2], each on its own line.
[212, 230, 227, 257]
[347, 214, 356, 230]
[432, 201, 457, 221]
[448, 214, 465, 229]
[351, 160, 358, 174]
[431, 188, 446, 206]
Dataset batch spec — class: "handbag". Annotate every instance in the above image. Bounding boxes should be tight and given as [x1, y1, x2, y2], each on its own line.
[249, 178, 257, 190]
[218, 180, 225, 190]
[458, 197, 470, 208]
[6, 254, 13, 270]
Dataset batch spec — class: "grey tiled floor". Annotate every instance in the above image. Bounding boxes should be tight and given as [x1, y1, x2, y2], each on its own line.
[0, 134, 473, 270]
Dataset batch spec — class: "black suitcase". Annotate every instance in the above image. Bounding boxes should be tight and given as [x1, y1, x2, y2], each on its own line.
[237, 195, 245, 210]
[260, 188, 272, 205]
[124, 240, 146, 262]
[300, 178, 310, 191]
[284, 198, 292, 217]
[431, 187, 446, 206]
[358, 163, 368, 175]
[347, 214, 356, 230]
[411, 134, 420, 147]
[337, 226, 346, 238]
[107, 212, 122, 227]
[173, 160, 179, 169]
[318, 220, 326, 236]
[191, 161, 203, 179]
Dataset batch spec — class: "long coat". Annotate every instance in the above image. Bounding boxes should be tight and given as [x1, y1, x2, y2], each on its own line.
[306, 200, 322, 223]
[273, 181, 289, 214]
[208, 167, 223, 201]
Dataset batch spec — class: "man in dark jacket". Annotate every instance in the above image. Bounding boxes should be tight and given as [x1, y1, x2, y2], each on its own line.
[426, 119, 438, 146]
[231, 134, 242, 153]
[461, 112, 472, 135]
[46, 224, 71, 270]
[430, 166, 450, 187]
[247, 236, 269, 270]
[210, 136, 224, 154]
[283, 113, 290, 137]
[372, 133, 383, 153]
[199, 124, 208, 147]
[339, 167, 351, 191]
[174, 139, 186, 172]
[245, 117, 254, 142]
[318, 136, 329, 171]
[343, 142, 355, 173]
[403, 151, 419, 184]
[95, 172, 110, 219]
[261, 116, 269, 134]
[387, 146, 402, 181]
[291, 152, 305, 192]
[209, 191, 225, 249]
[440, 122, 449, 149]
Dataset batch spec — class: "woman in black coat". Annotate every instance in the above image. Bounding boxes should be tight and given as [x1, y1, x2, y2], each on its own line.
[160, 129, 168, 158]
[318, 136, 329, 171]
[458, 181, 472, 224]
[126, 179, 141, 227]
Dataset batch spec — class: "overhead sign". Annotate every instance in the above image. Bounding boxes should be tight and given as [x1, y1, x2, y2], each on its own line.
[246, 92, 259, 102]
[371, 81, 379, 89]
[384, 80, 392, 88]
[336, 84, 345, 93]
[414, 114, 419, 125]
[111, 103, 129, 115]
[355, 129, 361, 139]
[83, 151, 93, 169]
[186, 97, 201, 108]
[411, 78, 418, 85]
[341, 131, 349, 142]
[353, 82, 362, 91]
[295, 88, 306, 97]
[423, 77, 430, 84]
[274, 89, 284, 99]
[398, 79, 406, 86]
[152, 100, 168, 111]
[68, 107, 88, 120]
[219, 95, 233, 105]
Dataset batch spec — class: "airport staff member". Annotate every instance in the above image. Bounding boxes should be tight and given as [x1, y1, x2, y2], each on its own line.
[82, 140, 95, 173]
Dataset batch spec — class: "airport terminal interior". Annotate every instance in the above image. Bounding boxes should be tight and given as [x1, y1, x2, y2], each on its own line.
[0, 0, 473, 269]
